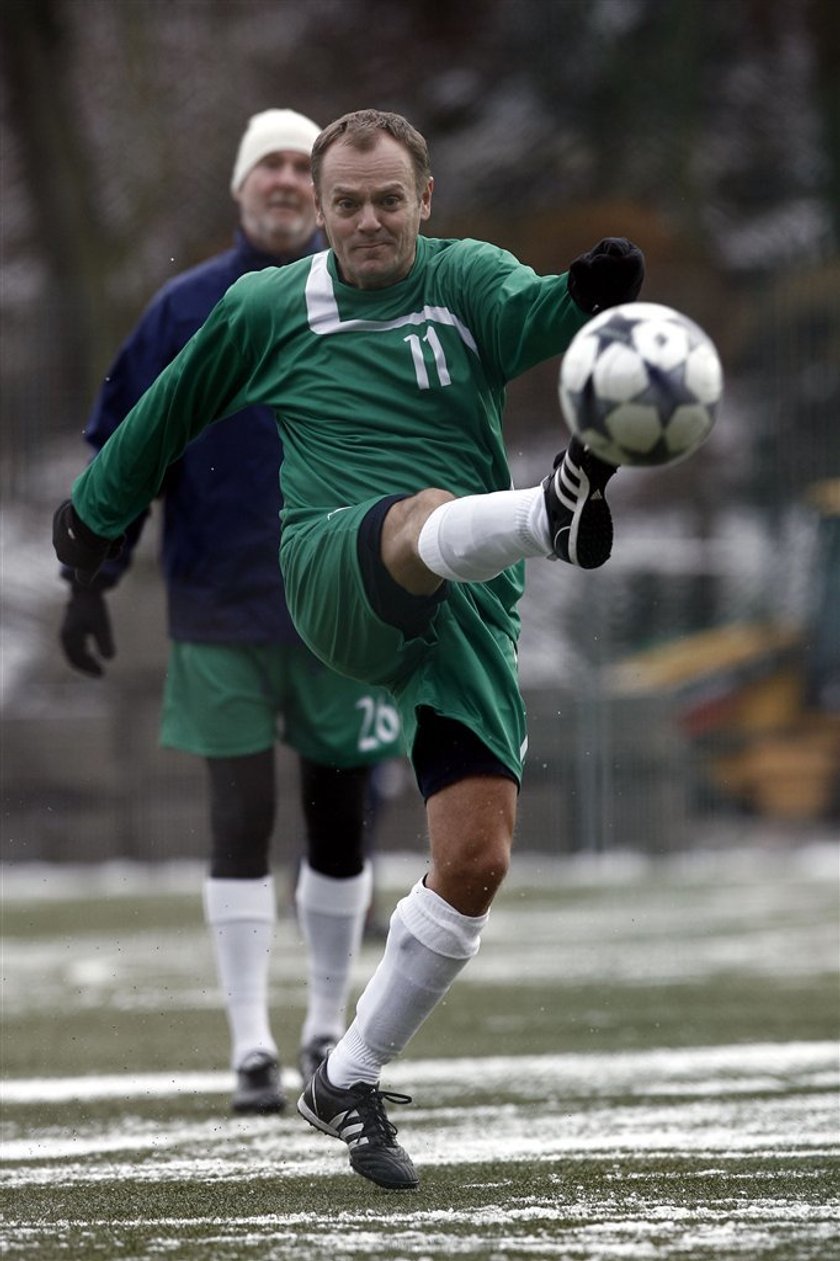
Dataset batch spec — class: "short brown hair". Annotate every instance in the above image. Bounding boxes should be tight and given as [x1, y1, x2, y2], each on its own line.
[311, 109, 431, 197]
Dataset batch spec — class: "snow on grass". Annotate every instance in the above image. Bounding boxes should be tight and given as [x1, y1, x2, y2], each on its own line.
[3, 846, 837, 1020]
[4, 1040, 835, 1107]
[4, 1043, 837, 1177]
[4, 849, 836, 1258]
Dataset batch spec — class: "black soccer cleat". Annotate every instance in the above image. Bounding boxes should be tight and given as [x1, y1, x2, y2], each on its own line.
[231, 1050, 287, 1115]
[297, 1036, 336, 1090]
[297, 1059, 419, 1190]
[543, 435, 617, 568]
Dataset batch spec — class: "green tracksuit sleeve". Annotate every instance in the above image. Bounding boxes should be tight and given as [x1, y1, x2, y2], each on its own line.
[71, 289, 256, 537]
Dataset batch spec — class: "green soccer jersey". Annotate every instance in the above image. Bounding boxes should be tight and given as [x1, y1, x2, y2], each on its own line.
[72, 234, 588, 649]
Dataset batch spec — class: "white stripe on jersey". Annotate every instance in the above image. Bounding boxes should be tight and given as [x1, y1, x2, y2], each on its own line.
[304, 251, 479, 354]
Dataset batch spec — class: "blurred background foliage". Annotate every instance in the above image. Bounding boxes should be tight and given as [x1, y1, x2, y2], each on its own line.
[2, 0, 838, 494]
[1, 0, 838, 854]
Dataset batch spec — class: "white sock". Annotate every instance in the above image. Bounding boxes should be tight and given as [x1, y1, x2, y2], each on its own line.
[417, 486, 551, 582]
[326, 879, 488, 1087]
[203, 876, 277, 1070]
[295, 860, 373, 1047]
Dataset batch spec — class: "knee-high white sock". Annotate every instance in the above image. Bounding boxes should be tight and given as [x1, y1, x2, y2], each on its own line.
[326, 879, 488, 1087]
[417, 486, 551, 582]
[203, 876, 277, 1070]
[295, 860, 373, 1047]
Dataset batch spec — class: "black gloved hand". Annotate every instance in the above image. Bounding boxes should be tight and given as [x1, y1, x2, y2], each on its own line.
[59, 584, 115, 677]
[52, 499, 124, 585]
[567, 237, 645, 313]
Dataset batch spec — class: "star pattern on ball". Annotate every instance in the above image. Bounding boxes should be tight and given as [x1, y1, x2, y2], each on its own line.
[558, 303, 722, 467]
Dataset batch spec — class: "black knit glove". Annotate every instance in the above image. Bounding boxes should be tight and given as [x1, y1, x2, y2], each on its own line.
[59, 584, 115, 677]
[53, 499, 124, 585]
[567, 237, 645, 313]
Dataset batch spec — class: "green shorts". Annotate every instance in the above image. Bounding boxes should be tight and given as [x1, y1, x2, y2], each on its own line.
[280, 501, 528, 783]
[160, 640, 404, 765]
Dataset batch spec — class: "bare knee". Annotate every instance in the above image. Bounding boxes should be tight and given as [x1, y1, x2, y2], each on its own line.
[426, 776, 516, 915]
[434, 837, 511, 903]
[381, 488, 455, 595]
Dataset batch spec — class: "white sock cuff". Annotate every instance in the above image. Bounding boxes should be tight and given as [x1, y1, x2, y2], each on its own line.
[417, 502, 460, 581]
[417, 488, 550, 583]
[295, 860, 373, 917]
[202, 876, 276, 925]
[396, 878, 488, 960]
[522, 484, 553, 554]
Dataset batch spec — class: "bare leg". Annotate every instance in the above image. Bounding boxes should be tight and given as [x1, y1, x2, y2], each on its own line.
[425, 775, 516, 915]
[380, 489, 454, 594]
[325, 775, 516, 1085]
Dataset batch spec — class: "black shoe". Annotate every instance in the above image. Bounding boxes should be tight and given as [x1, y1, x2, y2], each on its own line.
[298, 1036, 336, 1090]
[543, 435, 616, 568]
[297, 1059, 419, 1190]
[231, 1050, 287, 1114]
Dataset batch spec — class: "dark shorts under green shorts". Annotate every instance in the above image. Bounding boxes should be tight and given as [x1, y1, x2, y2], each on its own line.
[280, 501, 528, 784]
[160, 639, 404, 765]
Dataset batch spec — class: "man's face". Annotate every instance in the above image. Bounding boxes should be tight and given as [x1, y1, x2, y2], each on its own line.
[315, 134, 432, 290]
[235, 150, 317, 254]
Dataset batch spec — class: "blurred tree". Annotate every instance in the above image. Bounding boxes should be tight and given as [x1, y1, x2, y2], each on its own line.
[0, 0, 837, 502]
[0, 0, 114, 417]
[806, 0, 840, 245]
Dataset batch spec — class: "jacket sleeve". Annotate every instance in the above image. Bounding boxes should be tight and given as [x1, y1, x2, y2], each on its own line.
[70, 285, 259, 540]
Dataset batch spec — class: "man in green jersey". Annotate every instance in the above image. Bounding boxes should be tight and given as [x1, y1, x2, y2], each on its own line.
[54, 108, 644, 1191]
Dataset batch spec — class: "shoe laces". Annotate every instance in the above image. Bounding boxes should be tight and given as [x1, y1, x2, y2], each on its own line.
[352, 1084, 413, 1146]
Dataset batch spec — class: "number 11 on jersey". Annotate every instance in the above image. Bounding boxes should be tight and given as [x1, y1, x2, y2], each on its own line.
[404, 327, 451, 390]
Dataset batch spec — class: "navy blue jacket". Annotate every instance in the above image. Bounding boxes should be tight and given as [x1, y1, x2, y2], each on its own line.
[82, 228, 325, 644]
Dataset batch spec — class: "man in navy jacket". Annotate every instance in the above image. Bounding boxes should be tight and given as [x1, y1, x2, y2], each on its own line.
[59, 109, 403, 1112]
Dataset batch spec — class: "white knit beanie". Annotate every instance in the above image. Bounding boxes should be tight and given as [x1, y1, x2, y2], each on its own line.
[230, 108, 321, 193]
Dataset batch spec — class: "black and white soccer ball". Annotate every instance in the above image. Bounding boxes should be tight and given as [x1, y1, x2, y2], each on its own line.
[559, 302, 723, 467]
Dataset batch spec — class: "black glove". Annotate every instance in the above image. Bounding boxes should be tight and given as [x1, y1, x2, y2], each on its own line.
[567, 237, 645, 313]
[52, 499, 124, 585]
[59, 584, 115, 677]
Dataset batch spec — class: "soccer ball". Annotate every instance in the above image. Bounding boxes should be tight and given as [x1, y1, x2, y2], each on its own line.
[558, 302, 723, 467]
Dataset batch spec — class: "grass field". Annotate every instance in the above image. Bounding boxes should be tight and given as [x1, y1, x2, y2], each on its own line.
[2, 842, 838, 1260]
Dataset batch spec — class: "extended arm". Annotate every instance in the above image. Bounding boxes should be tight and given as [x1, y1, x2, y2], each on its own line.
[58, 289, 185, 675]
[456, 236, 644, 385]
[56, 286, 257, 552]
